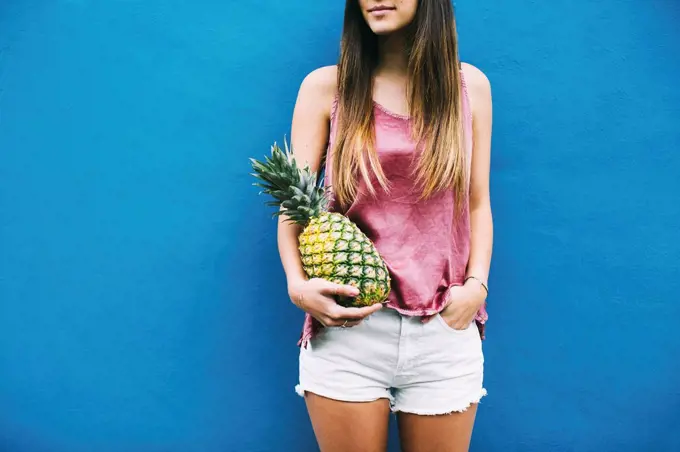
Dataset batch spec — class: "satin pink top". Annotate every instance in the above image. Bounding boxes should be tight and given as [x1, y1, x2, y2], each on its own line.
[299, 70, 488, 347]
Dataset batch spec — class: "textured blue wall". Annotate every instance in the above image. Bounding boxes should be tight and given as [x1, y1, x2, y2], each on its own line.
[1, 1, 678, 451]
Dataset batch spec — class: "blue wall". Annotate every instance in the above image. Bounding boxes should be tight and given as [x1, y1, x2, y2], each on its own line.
[1, 1, 678, 451]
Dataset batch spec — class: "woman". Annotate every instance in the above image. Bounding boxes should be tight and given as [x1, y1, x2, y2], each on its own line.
[280, 1, 493, 450]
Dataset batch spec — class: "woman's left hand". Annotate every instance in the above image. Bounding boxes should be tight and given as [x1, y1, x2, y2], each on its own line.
[426, 280, 487, 330]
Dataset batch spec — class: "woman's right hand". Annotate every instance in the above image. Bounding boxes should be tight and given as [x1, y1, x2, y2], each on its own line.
[288, 278, 383, 328]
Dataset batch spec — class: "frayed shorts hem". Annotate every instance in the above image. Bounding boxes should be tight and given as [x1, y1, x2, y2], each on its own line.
[295, 384, 487, 415]
[295, 384, 392, 404]
[393, 388, 488, 415]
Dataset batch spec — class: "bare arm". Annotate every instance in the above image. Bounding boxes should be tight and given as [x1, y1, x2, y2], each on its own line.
[462, 63, 494, 289]
[278, 66, 336, 293]
[439, 63, 493, 330]
[277, 66, 383, 326]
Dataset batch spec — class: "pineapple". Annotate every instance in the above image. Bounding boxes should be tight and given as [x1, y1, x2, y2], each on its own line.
[250, 141, 390, 307]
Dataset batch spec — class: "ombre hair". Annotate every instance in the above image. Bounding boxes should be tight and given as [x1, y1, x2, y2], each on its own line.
[332, 0, 469, 214]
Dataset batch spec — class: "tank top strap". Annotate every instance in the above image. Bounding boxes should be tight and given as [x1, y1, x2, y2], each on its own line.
[330, 94, 340, 125]
[459, 69, 474, 160]
[460, 69, 473, 123]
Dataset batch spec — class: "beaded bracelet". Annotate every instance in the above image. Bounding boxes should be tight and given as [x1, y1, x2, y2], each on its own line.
[464, 276, 489, 295]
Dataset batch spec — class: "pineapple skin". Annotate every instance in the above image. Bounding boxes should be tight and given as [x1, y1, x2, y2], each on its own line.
[298, 212, 391, 307]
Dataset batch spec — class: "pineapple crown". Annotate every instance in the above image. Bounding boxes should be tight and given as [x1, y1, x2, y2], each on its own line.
[250, 139, 331, 226]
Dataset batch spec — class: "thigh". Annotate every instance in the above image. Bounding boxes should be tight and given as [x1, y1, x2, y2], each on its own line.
[397, 405, 478, 452]
[306, 392, 391, 452]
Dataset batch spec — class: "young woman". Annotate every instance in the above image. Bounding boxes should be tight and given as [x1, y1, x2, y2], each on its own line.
[280, 1, 493, 451]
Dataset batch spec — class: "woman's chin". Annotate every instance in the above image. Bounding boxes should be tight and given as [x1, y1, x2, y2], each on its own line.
[368, 24, 400, 36]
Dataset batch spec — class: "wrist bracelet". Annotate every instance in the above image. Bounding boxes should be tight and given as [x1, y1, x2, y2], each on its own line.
[465, 276, 488, 295]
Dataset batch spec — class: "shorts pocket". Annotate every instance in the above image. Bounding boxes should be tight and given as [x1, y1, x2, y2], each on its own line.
[435, 313, 473, 334]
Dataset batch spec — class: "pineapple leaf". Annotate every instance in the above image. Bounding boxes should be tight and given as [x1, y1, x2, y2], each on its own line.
[250, 137, 330, 226]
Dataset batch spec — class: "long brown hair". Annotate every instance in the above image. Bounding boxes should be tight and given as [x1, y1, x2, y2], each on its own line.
[332, 0, 469, 213]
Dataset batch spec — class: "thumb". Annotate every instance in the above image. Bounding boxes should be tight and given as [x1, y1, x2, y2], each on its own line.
[322, 280, 360, 298]
[340, 302, 384, 319]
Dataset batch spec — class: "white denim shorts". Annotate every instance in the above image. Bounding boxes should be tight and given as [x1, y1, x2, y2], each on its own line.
[296, 307, 486, 415]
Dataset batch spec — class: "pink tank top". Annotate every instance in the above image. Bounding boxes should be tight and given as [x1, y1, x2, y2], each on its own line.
[298, 70, 488, 347]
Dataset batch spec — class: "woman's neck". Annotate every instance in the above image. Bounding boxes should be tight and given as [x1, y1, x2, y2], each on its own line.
[376, 33, 408, 76]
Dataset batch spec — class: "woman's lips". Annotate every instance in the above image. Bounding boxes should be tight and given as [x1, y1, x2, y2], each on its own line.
[368, 6, 396, 14]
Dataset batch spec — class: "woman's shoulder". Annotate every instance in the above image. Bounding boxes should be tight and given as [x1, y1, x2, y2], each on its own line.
[298, 65, 338, 117]
[302, 65, 337, 88]
[460, 62, 492, 115]
[460, 62, 491, 95]
[460, 62, 490, 90]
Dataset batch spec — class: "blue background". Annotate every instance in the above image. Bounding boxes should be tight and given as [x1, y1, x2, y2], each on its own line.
[1, 1, 679, 451]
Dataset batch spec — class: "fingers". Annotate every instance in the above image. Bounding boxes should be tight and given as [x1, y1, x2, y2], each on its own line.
[451, 320, 469, 330]
[445, 313, 474, 330]
[317, 303, 383, 328]
[340, 303, 384, 319]
[327, 303, 383, 321]
[321, 318, 362, 328]
[420, 314, 436, 324]
[321, 280, 360, 298]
